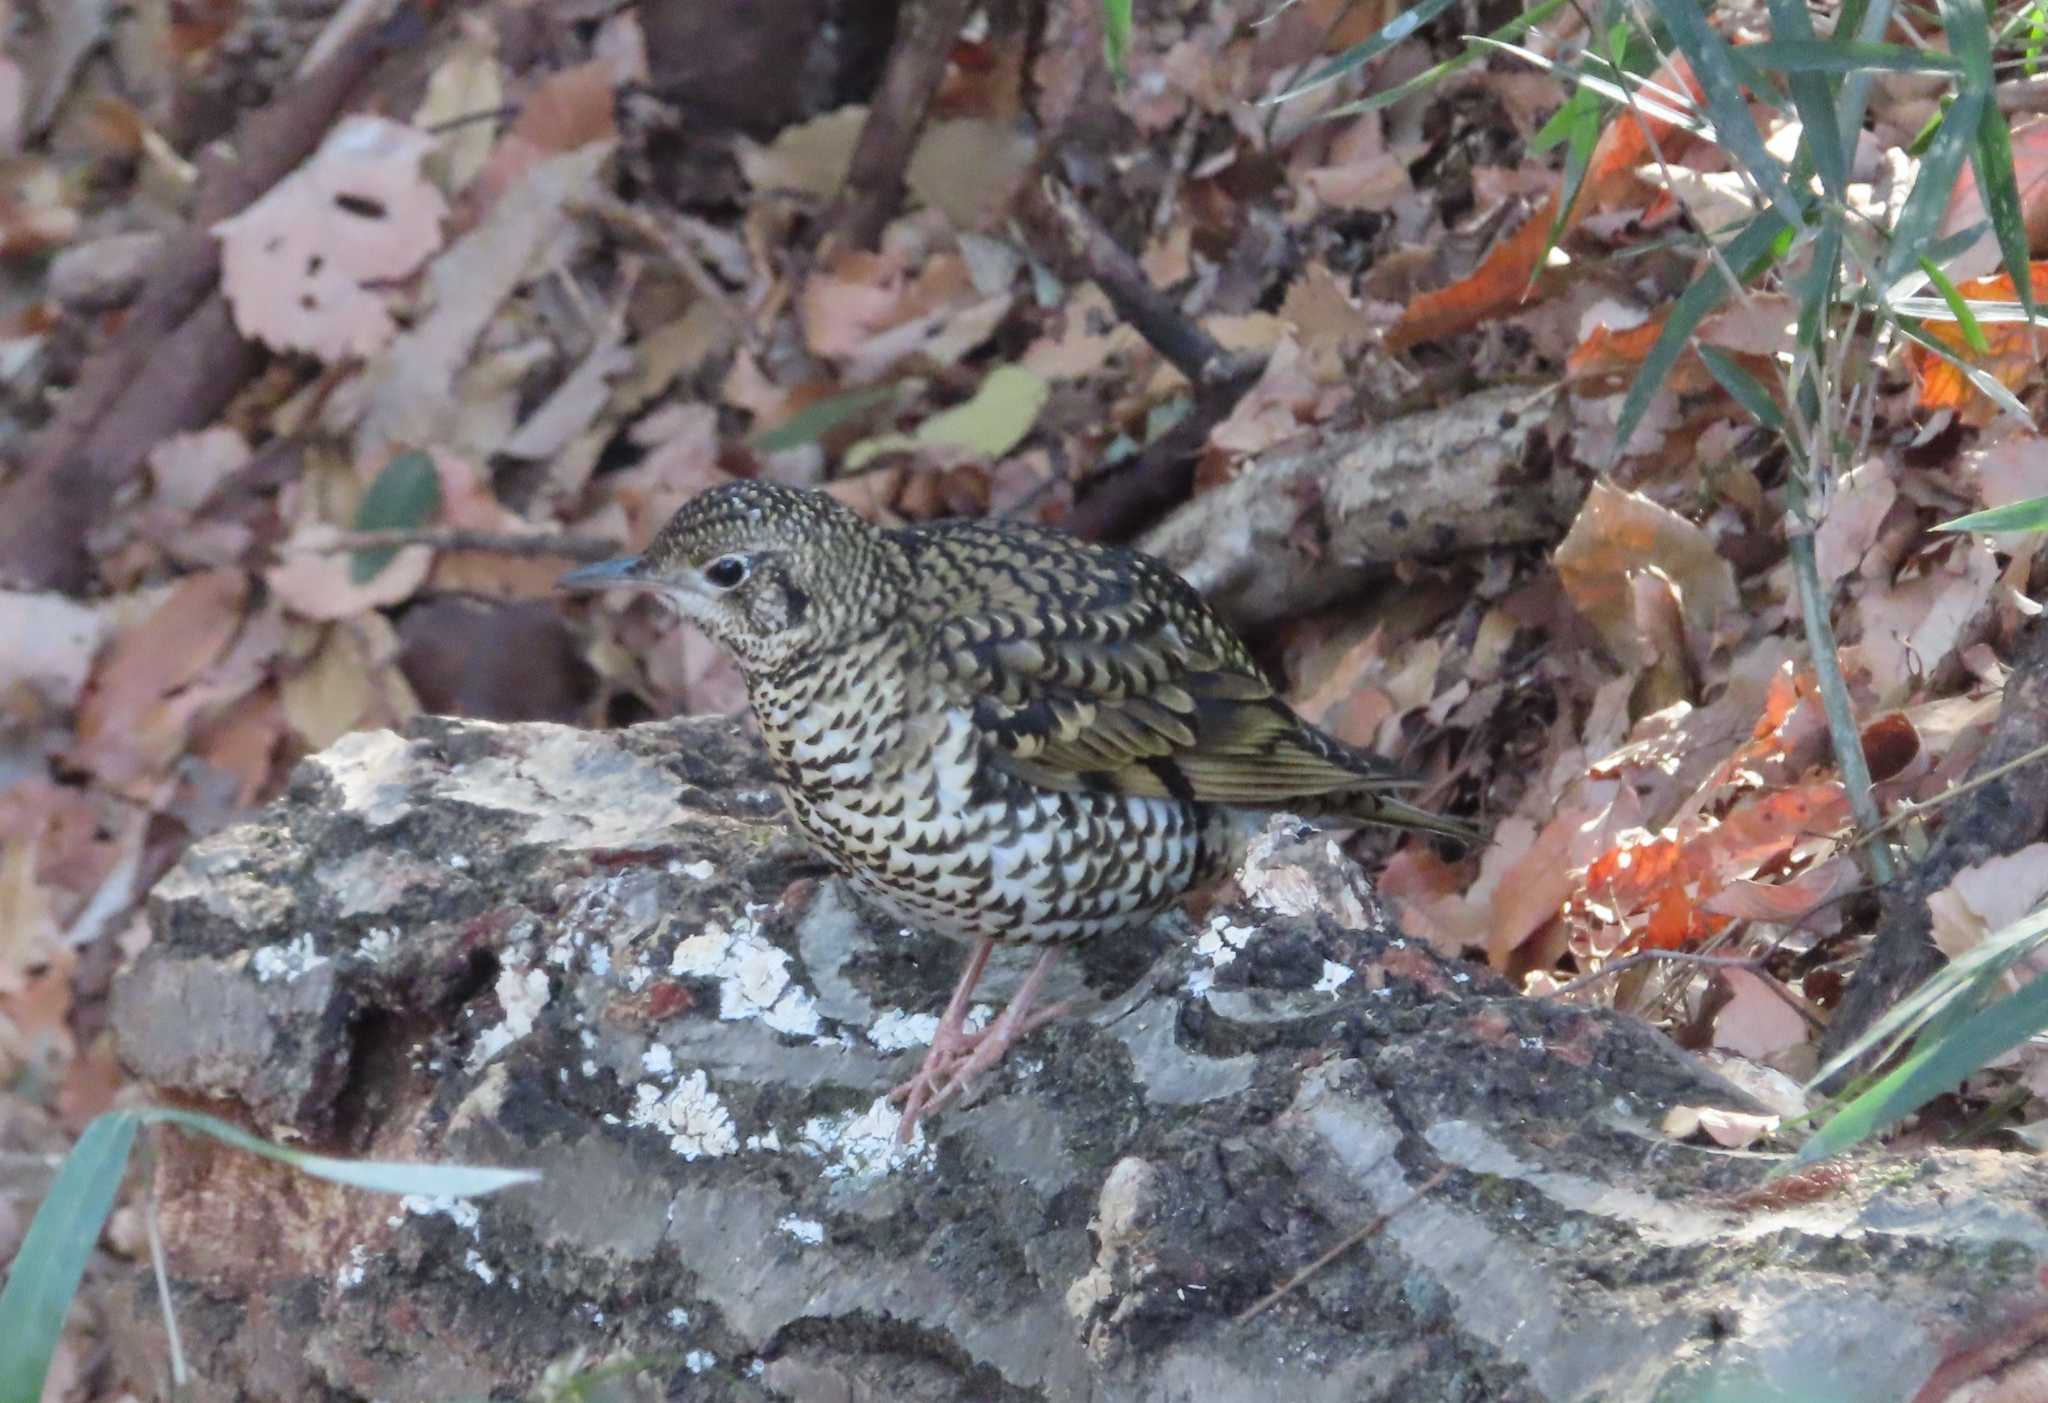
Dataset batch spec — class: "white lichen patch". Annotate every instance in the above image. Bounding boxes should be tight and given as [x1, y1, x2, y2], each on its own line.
[1314, 960, 1355, 994]
[336, 1243, 370, 1292]
[315, 728, 417, 827]
[465, 1248, 496, 1284]
[798, 1097, 931, 1180]
[396, 1194, 481, 1233]
[676, 859, 716, 882]
[684, 1349, 717, 1374]
[642, 1043, 675, 1076]
[1188, 914, 1258, 997]
[865, 1005, 992, 1051]
[629, 1070, 739, 1160]
[669, 910, 819, 1036]
[353, 926, 397, 962]
[251, 932, 328, 983]
[776, 1214, 825, 1245]
[744, 1128, 783, 1152]
[472, 966, 550, 1066]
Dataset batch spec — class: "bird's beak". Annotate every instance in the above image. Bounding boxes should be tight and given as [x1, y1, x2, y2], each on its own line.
[558, 554, 654, 592]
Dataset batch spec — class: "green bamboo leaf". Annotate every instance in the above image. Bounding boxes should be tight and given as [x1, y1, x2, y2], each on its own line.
[1269, 0, 1460, 103]
[1936, 494, 2048, 533]
[1950, 0, 2037, 324]
[351, 449, 443, 585]
[1696, 345, 1784, 428]
[1757, 0, 1847, 198]
[1791, 970, 2048, 1168]
[1738, 39, 1966, 73]
[1612, 210, 1794, 459]
[0, 1112, 141, 1403]
[1657, 0, 1802, 225]
[1322, 0, 1573, 119]
[748, 383, 902, 453]
[1879, 90, 1985, 291]
[1890, 312, 2032, 424]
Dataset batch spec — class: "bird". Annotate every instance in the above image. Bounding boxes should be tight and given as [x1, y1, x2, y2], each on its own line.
[560, 480, 1475, 1141]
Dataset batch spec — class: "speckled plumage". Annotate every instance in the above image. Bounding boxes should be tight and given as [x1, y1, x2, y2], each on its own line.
[562, 480, 1471, 1133]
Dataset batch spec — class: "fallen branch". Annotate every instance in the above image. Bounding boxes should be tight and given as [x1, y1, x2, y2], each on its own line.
[820, 0, 976, 254]
[1139, 385, 1578, 630]
[285, 529, 620, 561]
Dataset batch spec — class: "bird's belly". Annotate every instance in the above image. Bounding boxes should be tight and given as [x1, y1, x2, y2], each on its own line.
[782, 777, 1212, 946]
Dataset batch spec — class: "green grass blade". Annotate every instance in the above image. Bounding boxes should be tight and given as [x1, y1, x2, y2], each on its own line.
[1936, 494, 2048, 533]
[1102, 0, 1132, 79]
[1791, 970, 2048, 1168]
[1612, 210, 1794, 458]
[749, 383, 901, 453]
[0, 1111, 141, 1403]
[1919, 255, 1991, 352]
[142, 1108, 539, 1197]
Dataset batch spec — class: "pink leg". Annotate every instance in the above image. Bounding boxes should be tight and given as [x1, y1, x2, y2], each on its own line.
[918, 946, 1068, 1120]
[891, 938, 996, 1141]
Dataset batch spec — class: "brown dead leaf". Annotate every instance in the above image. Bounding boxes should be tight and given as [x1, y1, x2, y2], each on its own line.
[464, 60, 620, 215]
[1711, 969, 1811, 1060]
[1854, 540, 2001, 696]
[1662, 1103, 1780, 1149]
[70, 570, 248, 787]
[1385, 194, 1559, 354]
[1814, 459, 1897, 588]
[1554, 481, 1739, 673]
[266, 522, 432, 620]
[214, 115, 449, 362]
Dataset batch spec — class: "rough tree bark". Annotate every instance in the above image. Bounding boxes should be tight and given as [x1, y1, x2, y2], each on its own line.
[106, 715, 2048, 1402]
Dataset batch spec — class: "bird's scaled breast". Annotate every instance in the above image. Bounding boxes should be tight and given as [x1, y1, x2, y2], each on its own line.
[767, 702, 1216, 945]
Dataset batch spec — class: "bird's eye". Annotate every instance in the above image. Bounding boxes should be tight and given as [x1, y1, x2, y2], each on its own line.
[704, 554, 749, 589]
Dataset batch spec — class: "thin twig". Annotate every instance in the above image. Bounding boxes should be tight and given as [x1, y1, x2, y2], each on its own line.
[282, 529, 621, 560]
[1852, 737, 2048, 846]
[579, 194, 750, 341]
[1547, 949, 1764, 1001]
[1236, 1165, 1452, 1324]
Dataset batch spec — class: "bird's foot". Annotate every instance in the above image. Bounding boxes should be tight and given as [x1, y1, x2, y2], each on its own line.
[888, 997, 1072, 1142]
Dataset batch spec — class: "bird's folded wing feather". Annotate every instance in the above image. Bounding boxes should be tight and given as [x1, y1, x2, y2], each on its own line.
[922, 555, 1401, 804]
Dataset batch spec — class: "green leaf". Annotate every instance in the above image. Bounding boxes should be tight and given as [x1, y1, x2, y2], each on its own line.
[845, 364, 1048, 467]
[1101, 0, 1132, 79]
[1879, 89, 1985, 292]
[1657, 0, 1802, 226]
[351, 449, 442, 585]
[1738, 39, 1965, 73]
[1919, 255, 1991, 352]
[1935, 494, 2048, 534]
[1611, 210, 1794, 459]
[0, 1112, 141, 1403]
[141, 1108, 540, 1197]
[1792, 969, 2048, 1168]
[1696, 346, 1784, 428]
[1269, 0, 1460, 104]
[748, 383, 902, 453]
[1939, 0, 2033, 319]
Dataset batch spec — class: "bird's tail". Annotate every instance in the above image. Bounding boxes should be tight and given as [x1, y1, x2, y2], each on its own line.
[1304, 786, 1482, 846]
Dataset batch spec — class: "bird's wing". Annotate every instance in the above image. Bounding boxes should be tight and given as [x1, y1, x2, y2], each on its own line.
[908, 524, 1400, 805]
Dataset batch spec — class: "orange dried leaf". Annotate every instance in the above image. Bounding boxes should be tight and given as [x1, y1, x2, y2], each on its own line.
[1385, 193, 1560, 353]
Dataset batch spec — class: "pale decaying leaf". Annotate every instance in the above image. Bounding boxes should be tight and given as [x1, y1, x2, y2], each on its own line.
[412, 17, 505, 196]
[1927, 844, 2048, 964]
[1711, 968, 1810, 1062]
[214, 115, 450, 362]
[0, 590, 105, 713]
[1813, 459, 1897, 590]
[349, 139, 614, 462]
[266, 522, 433, 621]
[1853, 540, 2001, 696]
[1661, 1103, 1780, 1149]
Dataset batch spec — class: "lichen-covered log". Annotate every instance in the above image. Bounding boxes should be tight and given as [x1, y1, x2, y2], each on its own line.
[108, 715, 2048, 1402]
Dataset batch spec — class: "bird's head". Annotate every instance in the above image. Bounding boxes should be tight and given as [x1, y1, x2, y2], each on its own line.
[559, 481, 898, 671]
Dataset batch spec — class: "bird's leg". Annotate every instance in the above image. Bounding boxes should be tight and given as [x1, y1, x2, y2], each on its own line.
[919, 945, 1069, 1120]
[891, 937, 997, 1142]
